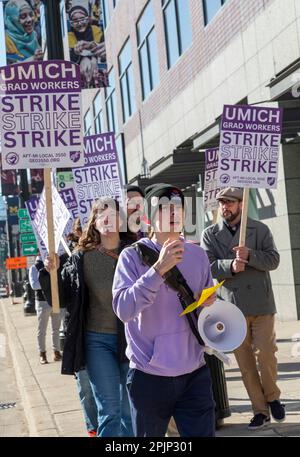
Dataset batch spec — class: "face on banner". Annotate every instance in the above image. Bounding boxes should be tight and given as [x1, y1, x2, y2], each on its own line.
[65, 0, 108, 89]
[3, 0, 43, 65]
[30, 168, 44, 194]
[0, 162, 19, 196]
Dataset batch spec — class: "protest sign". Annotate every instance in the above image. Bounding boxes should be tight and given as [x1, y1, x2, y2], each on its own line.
[217, 105, 283, 189]
[33, 184, 70, 252]
[204, 148, 221, 213]
[26, 193, 67, 260]
[73, 132, 123, 226]
[26, 195, 48, 260]
[0, 60, 83, 169]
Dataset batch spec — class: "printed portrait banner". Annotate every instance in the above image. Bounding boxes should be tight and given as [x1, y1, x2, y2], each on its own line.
[204, 148, 222, 213]
[30, 168, 44, 194]
[73, 132, 123, 226]
[0, 60, 84, 169]
[217, 104, 283, 189]
[7, 195, 19, 225]
[65, 0, 108, 89]
[3, 0, 43, 65]
[33, 184, 71, 252]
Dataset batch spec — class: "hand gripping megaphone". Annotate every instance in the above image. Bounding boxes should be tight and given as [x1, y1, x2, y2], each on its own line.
[198, 300, 247, 365]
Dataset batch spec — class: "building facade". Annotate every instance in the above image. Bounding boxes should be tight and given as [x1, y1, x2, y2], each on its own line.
[89, 0, 300, 321]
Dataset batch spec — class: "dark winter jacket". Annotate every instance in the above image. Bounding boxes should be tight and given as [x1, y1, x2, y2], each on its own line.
[36, 253, 69, 308]
[61, 242, 129, 375]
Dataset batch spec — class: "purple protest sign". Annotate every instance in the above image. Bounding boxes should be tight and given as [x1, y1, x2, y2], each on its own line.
[204, 148, 222, 212]
[0, 60, 84, 169]
[73, 132, 123, 226]
[217, 104, 283, 189]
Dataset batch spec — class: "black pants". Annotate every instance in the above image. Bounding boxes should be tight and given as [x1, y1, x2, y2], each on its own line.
[126, 365, 215, 437]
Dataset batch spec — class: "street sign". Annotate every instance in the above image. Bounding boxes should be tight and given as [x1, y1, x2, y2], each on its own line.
[26, 256, 36, 269]
[18, 208, 30, 219]
[19, 219, 33, 233]
[20, 233, 36, 244]
[21, 243, 38, 256]
[6, 256, 27, 270]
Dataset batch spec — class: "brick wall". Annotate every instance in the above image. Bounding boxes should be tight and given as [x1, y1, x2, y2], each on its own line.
[103, 0, 276, 146]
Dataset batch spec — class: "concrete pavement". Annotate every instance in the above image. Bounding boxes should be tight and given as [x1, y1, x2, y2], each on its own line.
[1, 296, 300, 437]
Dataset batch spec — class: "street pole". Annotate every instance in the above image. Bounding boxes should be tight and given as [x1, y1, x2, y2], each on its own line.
[42, 0, 65, 314]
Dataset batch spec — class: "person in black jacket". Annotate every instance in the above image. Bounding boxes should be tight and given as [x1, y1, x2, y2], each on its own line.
[29, 256, 64, 364]
[46, 197, 133, 437]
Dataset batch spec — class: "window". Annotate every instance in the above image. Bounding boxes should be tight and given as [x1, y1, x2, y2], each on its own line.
[203, 0, 226, 24]
[119, 39, 136, 123]
[113, 0, 118, 7]
[105, 69, 119, 133]
[102, 0, 110, 28]
[163, 0, 192, 68]
[93, 91, 104, 134]
[137, 1, 159, 100]
[84, 109, 92, 136]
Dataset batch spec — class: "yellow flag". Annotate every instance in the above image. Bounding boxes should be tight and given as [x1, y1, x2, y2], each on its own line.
[180, 281, 225, 316]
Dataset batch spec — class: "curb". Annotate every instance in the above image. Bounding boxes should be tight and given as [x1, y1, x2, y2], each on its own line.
[1, 299, 59, 437]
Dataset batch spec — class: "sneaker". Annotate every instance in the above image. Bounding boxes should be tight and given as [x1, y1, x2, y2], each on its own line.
[248, 413, 270, 430]
[88, 430, 97, 437]
[268, 400, 286, 422]
[39, 352, 48, 365]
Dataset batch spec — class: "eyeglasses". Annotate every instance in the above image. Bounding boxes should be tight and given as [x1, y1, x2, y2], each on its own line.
[70, 17, 89, 25]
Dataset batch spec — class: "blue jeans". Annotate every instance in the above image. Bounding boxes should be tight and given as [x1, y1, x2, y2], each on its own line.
[76, 369, 98, 433]
[85, 331, 133, 437]
[126, 365, 215, 437]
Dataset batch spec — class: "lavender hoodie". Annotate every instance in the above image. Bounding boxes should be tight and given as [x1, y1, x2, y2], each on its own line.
[112, 237, 213, 377]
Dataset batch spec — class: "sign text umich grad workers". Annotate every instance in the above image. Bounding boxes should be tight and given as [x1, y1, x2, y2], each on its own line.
[0, 60, 84, 170]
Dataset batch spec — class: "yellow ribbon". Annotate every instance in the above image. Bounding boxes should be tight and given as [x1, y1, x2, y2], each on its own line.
[180, 281, 225, 316]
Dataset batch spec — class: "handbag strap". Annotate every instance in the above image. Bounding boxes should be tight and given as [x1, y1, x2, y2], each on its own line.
[133, 242, 205, 346]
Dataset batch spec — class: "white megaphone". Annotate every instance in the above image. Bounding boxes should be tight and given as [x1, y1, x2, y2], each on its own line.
[198, 300, 247, 365]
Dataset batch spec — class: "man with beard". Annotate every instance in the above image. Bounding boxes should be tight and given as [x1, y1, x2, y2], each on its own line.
[201, 187, 285, 430]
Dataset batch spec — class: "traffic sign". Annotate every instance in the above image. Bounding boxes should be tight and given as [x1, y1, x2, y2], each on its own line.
[26, 256, 36, 268]
[18, 208, 30, 219]
[21, 243, 38, 256]
[20, 233, 36, 244]
[6, 256, 27, 270]
[19, 218, 33, 233]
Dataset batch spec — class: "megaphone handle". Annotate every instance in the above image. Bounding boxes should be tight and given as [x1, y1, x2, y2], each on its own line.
[205, 347, 231, 366]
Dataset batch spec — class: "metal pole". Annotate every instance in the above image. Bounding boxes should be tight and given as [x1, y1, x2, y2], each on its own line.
[43, 0, 64, 60]
[42, 0, 65, 314]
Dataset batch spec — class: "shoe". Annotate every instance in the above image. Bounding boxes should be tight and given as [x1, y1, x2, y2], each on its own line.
[53, 350, 62, 362]
[268, 400, 286, 422]
[248, 413, 270, 430]
[88, 430, 97, 437]
[40, 352, 48, 365]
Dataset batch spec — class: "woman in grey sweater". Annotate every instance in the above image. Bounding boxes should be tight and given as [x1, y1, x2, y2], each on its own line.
[56, 198, 133, 437]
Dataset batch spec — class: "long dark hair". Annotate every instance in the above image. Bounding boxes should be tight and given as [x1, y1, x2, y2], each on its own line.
[76, 197, 129, 252]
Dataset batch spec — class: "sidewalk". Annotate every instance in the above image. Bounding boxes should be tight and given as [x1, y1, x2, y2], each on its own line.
[1, 297, 300, 437]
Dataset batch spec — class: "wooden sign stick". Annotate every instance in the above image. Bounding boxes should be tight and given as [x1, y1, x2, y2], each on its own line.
[239, 188, 250, 247]
[212, 209, 218, 225]
[44, 169, 60, 314]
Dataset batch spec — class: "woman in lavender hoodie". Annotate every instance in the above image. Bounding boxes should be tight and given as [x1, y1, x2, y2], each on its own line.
[112, 184, 216, 437]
